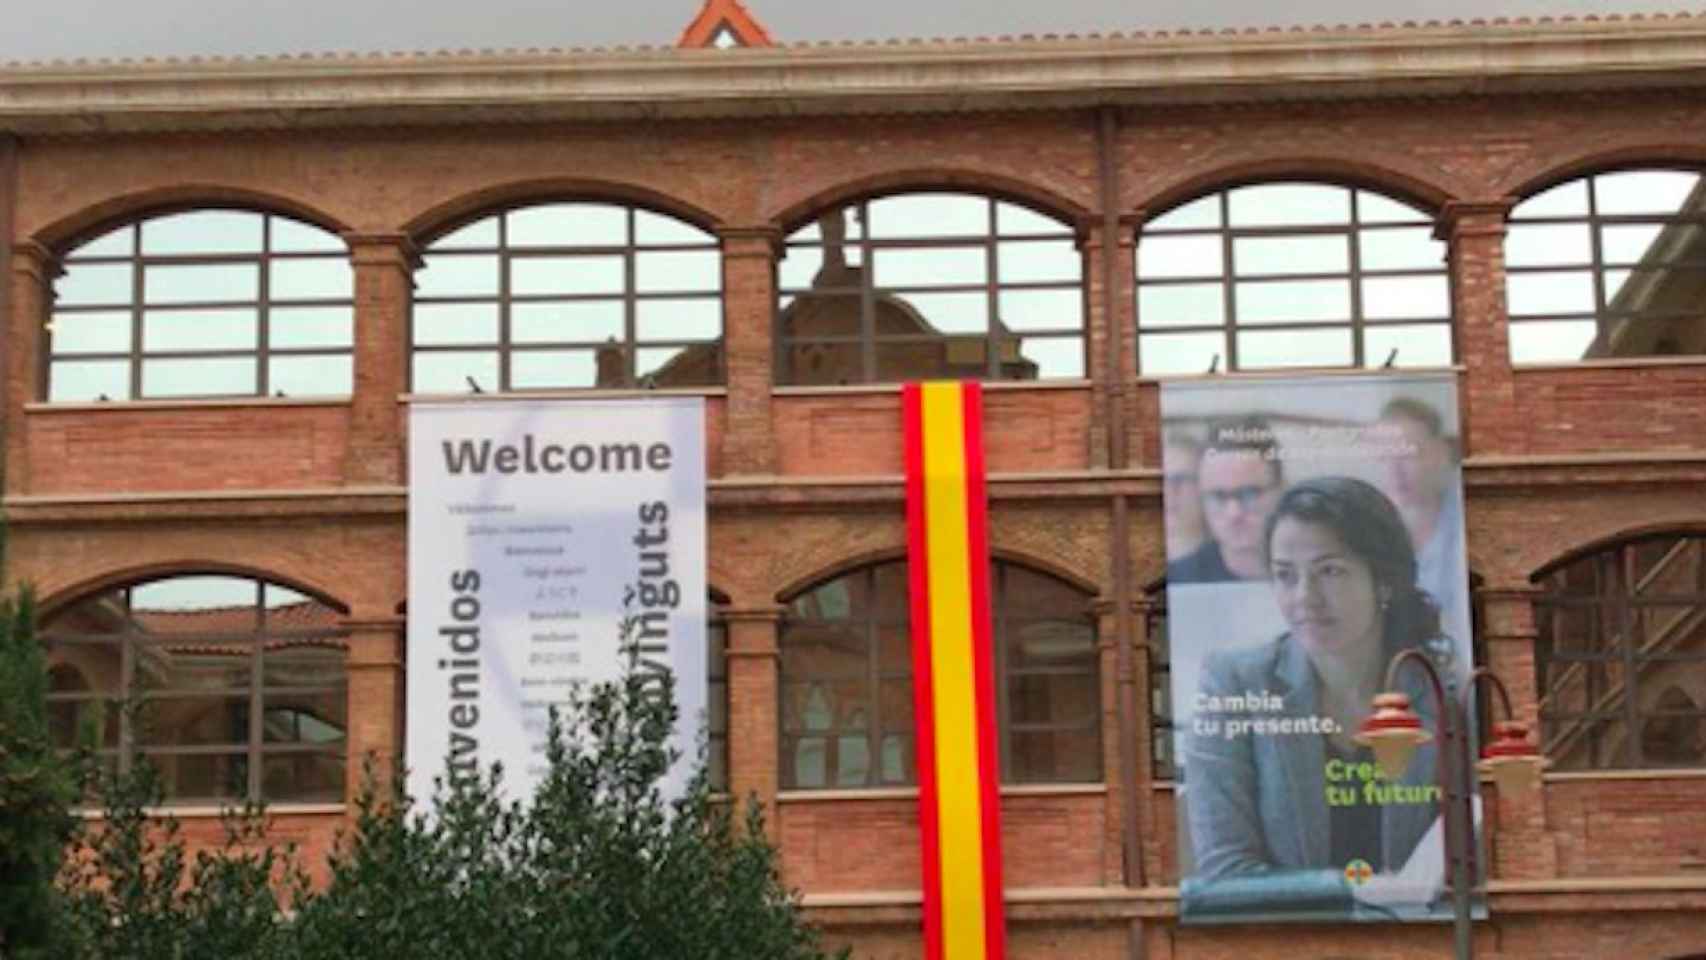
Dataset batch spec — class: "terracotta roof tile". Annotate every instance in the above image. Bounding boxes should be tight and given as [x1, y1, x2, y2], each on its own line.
[131, 601, 343, 634]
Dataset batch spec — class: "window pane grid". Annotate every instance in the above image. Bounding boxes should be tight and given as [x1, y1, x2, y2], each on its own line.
[1137, 185, 1449, 374]
[53, 347, 350, 364]
[40, 576, 348, 805]
[1508, 169, 1706, 363]
[778, 195, 1084, 384]
[1507, 259, 1706, 272]
[497, 290, 724, 303]
[1534, 535, 1706, 770]
[779, 560, 1099, 790]
[415, 204, 723, 392]
[1141, 267, 1444, 286]
[51, 214, 354, 401]
[835, 280, 1078, 295]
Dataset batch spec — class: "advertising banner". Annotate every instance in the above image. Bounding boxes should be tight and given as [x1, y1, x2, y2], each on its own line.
[1162, 374, 1477, 924]
[406, 397, 706, 806]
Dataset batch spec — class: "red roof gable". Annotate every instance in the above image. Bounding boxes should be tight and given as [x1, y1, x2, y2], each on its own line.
[677, 0, 775, 48]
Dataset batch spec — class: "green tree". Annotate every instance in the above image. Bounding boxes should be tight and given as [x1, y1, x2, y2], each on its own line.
[0, 585, 82, 959]
[288, 639, 846, 960]
[57, 757, 304, 960]
[23, 609, 838, 960]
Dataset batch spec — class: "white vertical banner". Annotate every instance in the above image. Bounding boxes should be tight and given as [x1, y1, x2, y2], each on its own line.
[406, 397, 706, 806]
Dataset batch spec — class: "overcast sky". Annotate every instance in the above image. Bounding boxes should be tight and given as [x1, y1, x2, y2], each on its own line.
[0, 0, 1686, 63]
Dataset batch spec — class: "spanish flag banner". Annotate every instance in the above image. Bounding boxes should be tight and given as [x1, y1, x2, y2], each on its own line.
[903, 381, 1007, 960]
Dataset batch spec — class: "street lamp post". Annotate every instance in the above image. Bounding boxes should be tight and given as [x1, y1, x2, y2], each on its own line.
[1355, 655, 1549, 960]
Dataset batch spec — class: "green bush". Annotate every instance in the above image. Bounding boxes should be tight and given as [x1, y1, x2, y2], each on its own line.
[16, 624, 843, 960]
[287, 660, 845, 960]
[0, 587, 83, 960]
[57, 758, 302, 960]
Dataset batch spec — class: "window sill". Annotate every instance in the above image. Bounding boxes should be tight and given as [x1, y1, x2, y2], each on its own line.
[802, 885, 1157, 908]
[74, 802, 347, 820]
[776, 782, 1107, 802]
[400, 386, 728, 403]
[1540, 767, 1706, 783]
[772, 379, 1091, 398]
[1158, 770, 1706, 787]
[1134, 365, 1464, 385]
[1513, 355, 1706, 373]
[26, 396, 351, 413]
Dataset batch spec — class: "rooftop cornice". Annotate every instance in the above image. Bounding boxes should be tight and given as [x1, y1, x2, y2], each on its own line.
[6, 16, 1706, 134]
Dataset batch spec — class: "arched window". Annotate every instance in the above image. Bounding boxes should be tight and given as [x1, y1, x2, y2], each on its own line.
[778, 558, 1100, 789]
[776, 193, 1085, 385]
[1534, 535, 1706, 770]
[1136, 183, 1450, 375]
[1507, 168, 1706, 363]
[49, 210, 354, 401]
[413, 203, 723, 392]
[41, 574, 348, 804]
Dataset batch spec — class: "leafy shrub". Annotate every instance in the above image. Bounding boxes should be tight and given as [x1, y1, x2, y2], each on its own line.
[288, 662, 844, 960]
[11, 627, 842, 960]
[58, 759, 302, 960]
[0, 588, 83, 959]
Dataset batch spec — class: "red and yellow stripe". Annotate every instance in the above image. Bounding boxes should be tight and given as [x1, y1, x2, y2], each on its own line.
[903, 381, 1006, 960]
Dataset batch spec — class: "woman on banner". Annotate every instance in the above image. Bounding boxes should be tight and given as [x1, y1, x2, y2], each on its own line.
[1182, 476, 1459, 918]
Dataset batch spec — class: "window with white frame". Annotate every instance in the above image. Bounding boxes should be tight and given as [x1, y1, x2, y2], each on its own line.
[1507, 169, 1706, 363]
[1136, 183, 1451, 375]
[49, 210, 354, 401]
[776, 193, 1086, 385]
[413, 203, 723, 393]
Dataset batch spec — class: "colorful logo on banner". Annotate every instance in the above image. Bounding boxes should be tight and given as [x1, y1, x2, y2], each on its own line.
[902, 381, 1007, 960]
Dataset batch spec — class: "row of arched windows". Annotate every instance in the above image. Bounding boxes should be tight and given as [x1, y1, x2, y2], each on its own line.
[41, 167, 1706, 402]
[39, 533, 1706, 805]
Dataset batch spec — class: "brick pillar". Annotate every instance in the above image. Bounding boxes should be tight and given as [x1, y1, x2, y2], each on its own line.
[1478, 583, 1557, 880]
[1438, 199, 1518, 456]
[342, 233, 418, 486]
[1093, 597, 1149, 886]
[1080, 216, 1141, 471]
[1091, 599, 1124, 884]
[6, 242, 55, 497]
[0, 135, 15, 497]
[718, 227, 779, 476]
[724, 604, 783, 834]
[1134, 593, 1165, 885]
[341, 611, 405, 801]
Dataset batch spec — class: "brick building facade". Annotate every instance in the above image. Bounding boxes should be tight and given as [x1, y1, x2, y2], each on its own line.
[3, 13, 1705, 959]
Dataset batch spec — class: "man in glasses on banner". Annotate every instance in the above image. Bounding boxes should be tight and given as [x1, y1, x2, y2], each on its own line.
[1166, 416, 1284, 584]
[1375, 397, 1468, 642]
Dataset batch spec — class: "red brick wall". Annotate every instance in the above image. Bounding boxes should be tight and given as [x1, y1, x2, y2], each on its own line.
[7, 83, 1706, 959]
[1512, 366, 1706, 454]
[25, 404, 350, 494]
[84, 810, 345, 891]
[773, 388, 1093, 477]
[780, 792, 1109, 892]
[1546, 778, 1706, 877]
